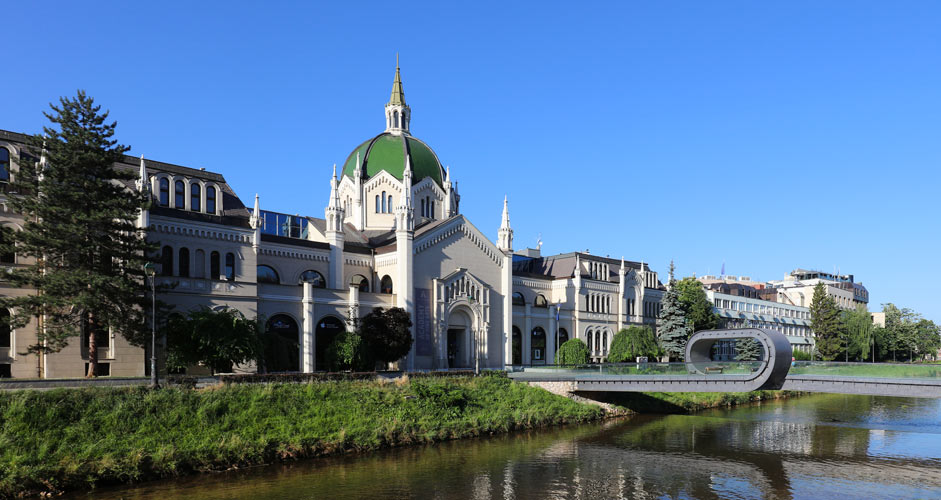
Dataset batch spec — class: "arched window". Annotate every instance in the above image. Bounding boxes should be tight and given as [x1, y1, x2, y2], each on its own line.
[601, 330, 608, 355]
[421, 199, 426, 217]
[531, 327, 546, 364]
[178, 247, 190, 277]
[159, 246, 173, 276]
[393, 110, 399, 128]
[194, 249, 205, 278]
[210, 251, 220, 280]
[0, 309, 10, 348]
[174, 180, 185, 208]
[512, 326, 522, 365]
[224, 252, 235, 281]
[380, 275, 393, 294]
[0, 148, 10, 182]
[0, 227, 15, 264]
[206, 186, 217, 214]
[381, 191, 387, 213]
[257, 265, 279, 284]
[586, 329, 594, 354]
[512, 292, 525, 306]
[159, 178, 169, 207]
[265, 314, 299, 373]
[534, 295, 548, 308]
[375, 195, 380, 213]
[315, 316, 345, 370]
[190, 184, 201, 211]
[430, 200, 435, 219]
[299, 269, 325, 287]
[350, 274, 369, 292]
[387, 195, 393, 211]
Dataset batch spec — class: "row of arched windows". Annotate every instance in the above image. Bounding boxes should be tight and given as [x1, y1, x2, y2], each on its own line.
[157, 177, 218, 214]
[585, 328, 610, 357]
[589, 261, 609, 281]
[510, 325, 570, 365]
[420, 196, 435, 219]
[512, 292, 549, 307]
[375, 191, 394, 213]
[160, 246, 235, 281]
[587, 293, 611, 313]
[644, 301, 662, 318]
[254, 265, 393, 294]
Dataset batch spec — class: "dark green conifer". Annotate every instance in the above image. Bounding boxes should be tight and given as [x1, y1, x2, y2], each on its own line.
[0, 91, 152, 376]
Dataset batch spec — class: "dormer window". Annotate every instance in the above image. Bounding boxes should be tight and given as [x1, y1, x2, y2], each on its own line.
[0, 148, 9, 182]
[174, 180, 185, 208]
[206, 186, 217, 214]
[159, 178, 169, 207]
[190, 184, 200, 211]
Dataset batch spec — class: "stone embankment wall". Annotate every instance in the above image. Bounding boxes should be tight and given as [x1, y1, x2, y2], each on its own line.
[528, 381, 629, 415]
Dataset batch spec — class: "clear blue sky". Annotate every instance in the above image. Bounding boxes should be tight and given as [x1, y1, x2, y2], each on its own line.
[2, 1, 939, 321]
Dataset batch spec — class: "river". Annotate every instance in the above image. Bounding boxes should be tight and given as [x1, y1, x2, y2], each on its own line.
[76, 393, 941, 499]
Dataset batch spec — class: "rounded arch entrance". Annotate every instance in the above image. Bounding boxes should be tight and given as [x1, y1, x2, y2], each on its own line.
[531, 327, 547, 365]
[512, 326, 522, 365]
[265, 314, 299, 372]
[316, 315, 345, 370]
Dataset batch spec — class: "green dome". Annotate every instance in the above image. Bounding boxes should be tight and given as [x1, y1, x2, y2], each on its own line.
[341, 133, 445, 187]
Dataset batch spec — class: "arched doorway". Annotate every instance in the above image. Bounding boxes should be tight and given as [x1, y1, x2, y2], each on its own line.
[447, 309, 471, 369]
[512, 326, 522, 365]
[558, 327, 569, 346]
[316, 316, 345, 370]
[531, 327, 547, 365]
[265, 315, 299, 372]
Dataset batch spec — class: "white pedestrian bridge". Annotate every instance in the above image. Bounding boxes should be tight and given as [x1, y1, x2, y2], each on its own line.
[509, 328, 941, 398]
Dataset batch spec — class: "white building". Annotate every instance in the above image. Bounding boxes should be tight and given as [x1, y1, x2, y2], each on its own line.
[705, 288, 814, 353]
[0, 63, 667, 377]
[766, 268, 869, 310]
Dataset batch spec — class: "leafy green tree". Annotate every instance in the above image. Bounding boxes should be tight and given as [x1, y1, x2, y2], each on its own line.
[0, 91, 152, 377]
[675, 277, 720, 332]
[872, 326, 895, 362]
[555, 338, 590, 365]
[914, 319, 941, 361]
[657, 261, 691, 360]
[734, 338, 762, 361]
[809, 283, 843, 361]
[358, 307, 413, 365]
[841, 304, 873, 361]
[607, 326, 660, 362]
[166, 307, 263, 374]
[325, 331, 372, 371]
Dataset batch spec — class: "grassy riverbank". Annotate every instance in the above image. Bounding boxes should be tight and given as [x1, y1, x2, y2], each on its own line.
[0, 375, 601, 497]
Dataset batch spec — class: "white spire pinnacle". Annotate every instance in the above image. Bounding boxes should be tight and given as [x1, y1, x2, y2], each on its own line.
[497, 195, 513, 252]
[137, 154, 148, 192]
[328, 164, 340, 207]
[354, 152, 362, 179]
[445, 165, 451, 184]
[500, 195, 510, 229]
[402, 155, 412, 204]
[249, 193, 261, 229]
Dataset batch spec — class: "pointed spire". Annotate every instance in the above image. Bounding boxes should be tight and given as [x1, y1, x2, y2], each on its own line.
[445, 165, 450, 184]
[500, 195, 510, 229]
[253, 193, 260, 218]
[137, 154, 148, 192]
[249, 193, 261, 229]
[328, 164, 340, 207]
[497, 195, 513, 252]
[354, 152, 362, 180]
[389, 54, 406, 106]
[402, 155, 412, 201]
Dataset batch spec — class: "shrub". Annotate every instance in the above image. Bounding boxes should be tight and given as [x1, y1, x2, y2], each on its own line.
[607, 326, 660, 362]
[325, 331, 373, 371]
[555, 338, 590, 365]
[359, 307, 413, 364]
[793, 349, 813, 361]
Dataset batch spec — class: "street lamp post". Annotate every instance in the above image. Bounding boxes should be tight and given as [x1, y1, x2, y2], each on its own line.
[143, 263, 157, 388]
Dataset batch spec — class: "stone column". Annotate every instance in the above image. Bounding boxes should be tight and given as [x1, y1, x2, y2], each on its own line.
[548, 304, 557, 364]
[301, 282, 315, 372]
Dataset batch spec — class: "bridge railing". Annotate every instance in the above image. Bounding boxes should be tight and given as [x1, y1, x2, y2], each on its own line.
[789, 361, 941, 379]
[510, 361, 763, 380]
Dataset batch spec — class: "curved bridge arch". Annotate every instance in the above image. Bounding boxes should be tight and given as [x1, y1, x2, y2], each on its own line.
[685, 328, 793, 390]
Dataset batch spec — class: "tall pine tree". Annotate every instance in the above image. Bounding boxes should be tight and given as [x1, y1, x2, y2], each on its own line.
[0, 91, 152, 376]
[657, 261, 691, 360]
[809, 282, 843, 361]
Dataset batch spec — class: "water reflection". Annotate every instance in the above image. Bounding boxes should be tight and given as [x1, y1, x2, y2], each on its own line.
[79, 395, 941, 500]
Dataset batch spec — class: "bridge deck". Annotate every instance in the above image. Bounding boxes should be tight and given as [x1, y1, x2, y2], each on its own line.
[510, 362, 941, 398]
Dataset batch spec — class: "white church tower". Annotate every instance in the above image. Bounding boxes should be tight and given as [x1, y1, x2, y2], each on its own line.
[497, 196, 514, 365]
[385, 55, 410, 135]
[325, 164, 345, 289]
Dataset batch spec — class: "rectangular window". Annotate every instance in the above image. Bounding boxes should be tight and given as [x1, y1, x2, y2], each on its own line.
[0, 364, 10, 378]
[225, 253, 235, 281]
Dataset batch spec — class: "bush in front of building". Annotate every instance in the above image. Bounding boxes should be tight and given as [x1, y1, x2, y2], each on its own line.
[607, 326, 661, 363]
[555, 339, 590, 365]
[359, 307, 413, 365]
[325, 331, 373, 372]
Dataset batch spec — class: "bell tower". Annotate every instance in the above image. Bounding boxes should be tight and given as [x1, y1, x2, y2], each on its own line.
[385, 55, 410, 135]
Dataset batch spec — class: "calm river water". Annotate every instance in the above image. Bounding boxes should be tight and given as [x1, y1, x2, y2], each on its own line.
[79, 394, 941, 500]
